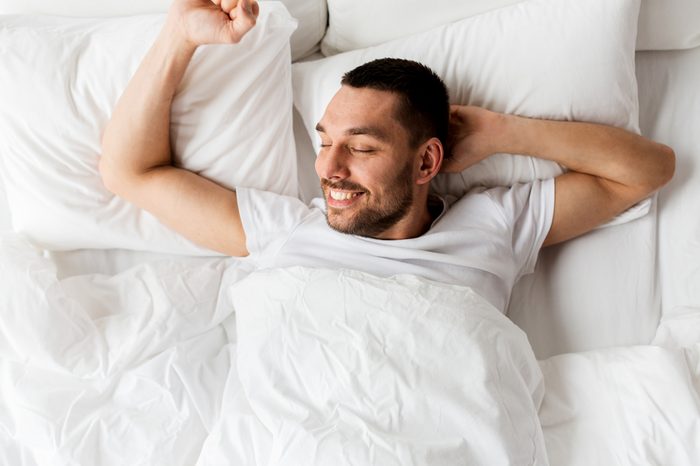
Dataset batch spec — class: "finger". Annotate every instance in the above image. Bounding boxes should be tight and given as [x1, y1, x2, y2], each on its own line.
[211, 0, 221, 5]
[231, 0, 255, 20]
[222, 0, 257, 42]
[230, 0, 257, 28]
[250, 0, 260, 18]
[221, 0, 237, 13]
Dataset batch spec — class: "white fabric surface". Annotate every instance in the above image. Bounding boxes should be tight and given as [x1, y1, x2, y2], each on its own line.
[3, 44, 695, 359]
[236, 179, 554, 313]
[0, 235, 549, 465]
[507, 45, 700, 357]
[0, 5, 297, 254]
[636, 45, 700, 320]
[321, 0, 700, 54]
[0, 0, 172, 16]
[508, 204, 660, 358]
[232, 267, 548, 465]
[0, 233, 251, 465]
[0, 184, 10, 233]
[0, 0, 327, 61]
[293, 0, 645, 217]
[2, 231, 698, 465]
[540, 344, 700, 465]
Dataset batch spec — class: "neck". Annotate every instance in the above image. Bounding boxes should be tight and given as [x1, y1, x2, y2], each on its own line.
[374, 193, 433, 240]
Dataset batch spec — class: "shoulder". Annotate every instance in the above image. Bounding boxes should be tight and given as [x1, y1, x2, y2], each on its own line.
[438, 179, 554, 229]
[237, 187, 321, 240]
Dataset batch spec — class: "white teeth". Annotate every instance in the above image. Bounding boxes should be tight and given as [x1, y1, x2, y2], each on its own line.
[330, 190, 360, 201]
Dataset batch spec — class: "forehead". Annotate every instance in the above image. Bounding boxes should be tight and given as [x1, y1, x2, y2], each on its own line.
[319, 86, 404, 136]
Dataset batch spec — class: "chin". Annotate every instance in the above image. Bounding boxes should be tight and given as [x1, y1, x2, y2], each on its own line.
[326, 212, 352, 234]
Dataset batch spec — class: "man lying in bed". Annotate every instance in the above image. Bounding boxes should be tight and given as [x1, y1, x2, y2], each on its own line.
[99, 0, 675, 313]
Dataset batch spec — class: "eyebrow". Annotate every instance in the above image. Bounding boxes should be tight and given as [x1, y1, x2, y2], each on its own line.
[315, 123, 390, 143]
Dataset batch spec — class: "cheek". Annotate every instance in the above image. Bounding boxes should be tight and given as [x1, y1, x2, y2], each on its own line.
[314, 154, 323, 177]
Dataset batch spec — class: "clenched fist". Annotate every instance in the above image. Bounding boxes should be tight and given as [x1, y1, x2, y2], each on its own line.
[167, 0, 260, 47]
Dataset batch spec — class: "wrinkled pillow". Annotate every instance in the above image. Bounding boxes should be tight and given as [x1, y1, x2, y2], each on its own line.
[293, 0, 651, 224]
[0, 3, 298, 254]
[321, 0, 700, 54]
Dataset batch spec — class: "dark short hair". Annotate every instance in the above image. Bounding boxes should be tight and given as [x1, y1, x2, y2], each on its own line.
[341, 58, 450, 149]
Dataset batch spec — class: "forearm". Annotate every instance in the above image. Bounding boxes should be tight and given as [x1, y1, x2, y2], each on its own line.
[100, 19, 196, 186]
[496, 114, 675, 192]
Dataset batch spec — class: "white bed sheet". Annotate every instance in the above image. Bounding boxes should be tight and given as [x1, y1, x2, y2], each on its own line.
[636, 45, 700, 320]
[0, 180, 10, 233]
[509, 44, 700, 357]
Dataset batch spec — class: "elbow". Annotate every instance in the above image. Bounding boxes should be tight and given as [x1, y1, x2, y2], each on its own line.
[656, 143, 676, 187]
[626, 143, 675, 202]
[98, 151, 133, 197]
[98, 155, 120, 195]
[663, 146, 676, 184]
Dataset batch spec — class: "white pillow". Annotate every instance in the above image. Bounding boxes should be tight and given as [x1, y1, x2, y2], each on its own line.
[293, 0, 644, 203]
[232, 267, 547, 465]
[636, 0, 700, 51]
[0, 0, 326, 61]
[0, 3, 297, 254]
[0, 0, 173, 16]
[274, 0, 327, 60]
[321, 0, 700, 54]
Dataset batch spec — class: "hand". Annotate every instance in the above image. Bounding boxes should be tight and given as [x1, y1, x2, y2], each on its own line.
[168, 0, 260, 47]
[441, 105, 504, 173]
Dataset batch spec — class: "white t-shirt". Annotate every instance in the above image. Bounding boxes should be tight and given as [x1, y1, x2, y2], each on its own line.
[237, 179, 555, 312]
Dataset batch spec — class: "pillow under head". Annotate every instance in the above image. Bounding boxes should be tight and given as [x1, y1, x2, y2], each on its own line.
[292, 0, 649, 225]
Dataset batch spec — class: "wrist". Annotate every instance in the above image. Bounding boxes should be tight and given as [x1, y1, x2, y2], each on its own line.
[162, 12, 198, 57]
[489, 112, 522, 154]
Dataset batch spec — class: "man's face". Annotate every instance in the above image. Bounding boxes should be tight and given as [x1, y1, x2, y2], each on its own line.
[314, 86, 420, 238]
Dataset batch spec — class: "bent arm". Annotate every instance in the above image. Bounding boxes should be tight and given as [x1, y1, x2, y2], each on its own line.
[493, 115, 675, 246]
[99, 1, 257, 256]
[444, 106, 675, 247]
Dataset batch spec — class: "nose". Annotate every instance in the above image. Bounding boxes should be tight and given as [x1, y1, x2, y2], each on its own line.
[316, 144, 350, 181]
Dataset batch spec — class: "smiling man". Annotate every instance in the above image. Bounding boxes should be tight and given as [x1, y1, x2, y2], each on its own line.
[315, 67, 444, 240]
[100, 0, 675, 312]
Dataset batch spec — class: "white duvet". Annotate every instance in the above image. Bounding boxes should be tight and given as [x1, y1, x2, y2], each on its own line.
[0, 233, 548, 465]
[1, 233, 698, 465]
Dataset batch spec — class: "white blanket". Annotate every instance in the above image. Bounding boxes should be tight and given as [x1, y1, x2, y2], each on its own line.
[0, 234, 547, 465]
[231, 267, 547, 465]
[0, 234, 250, 465]
[2, 232, 698, 465]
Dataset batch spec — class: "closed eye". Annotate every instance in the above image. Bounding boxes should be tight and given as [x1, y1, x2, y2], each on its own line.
[350, 148, 376, 153]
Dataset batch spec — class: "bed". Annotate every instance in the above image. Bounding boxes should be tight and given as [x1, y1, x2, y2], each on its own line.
[0, 0, 699, 464]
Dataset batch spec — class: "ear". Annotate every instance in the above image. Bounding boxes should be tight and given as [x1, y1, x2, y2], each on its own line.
[415, 137, 444, 185]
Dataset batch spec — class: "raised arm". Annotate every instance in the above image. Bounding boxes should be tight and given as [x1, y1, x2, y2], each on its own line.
[99, 0, 260, 256]
[443, 105, 675, 246]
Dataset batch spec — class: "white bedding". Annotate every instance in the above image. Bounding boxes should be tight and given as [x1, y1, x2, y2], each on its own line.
[0, 235, 549, 465]
[636, 46, 700, 320]
[541, 343, 700, 465]
[1, 13, 700, 466]
[2, 232, 699, 465]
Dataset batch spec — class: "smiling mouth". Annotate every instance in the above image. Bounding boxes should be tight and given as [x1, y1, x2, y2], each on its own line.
[330, 190, 362, 200]
[327, 189, 365, 207]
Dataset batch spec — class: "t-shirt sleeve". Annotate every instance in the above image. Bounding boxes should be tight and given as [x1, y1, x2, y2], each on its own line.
[236, 187, 313, 264]
[486, 178, 555, 279]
